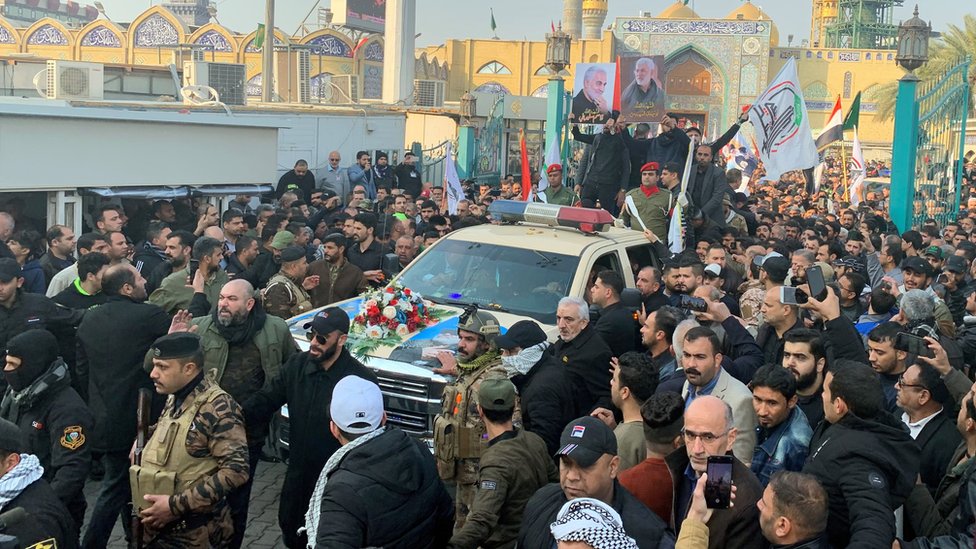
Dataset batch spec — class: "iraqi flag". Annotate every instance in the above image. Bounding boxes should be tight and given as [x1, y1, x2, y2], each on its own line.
[815, 96, 844, 151]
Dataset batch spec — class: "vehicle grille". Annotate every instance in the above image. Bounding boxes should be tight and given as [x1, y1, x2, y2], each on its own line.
[385, 409, 429, 433]
[375, 374, 430, 399]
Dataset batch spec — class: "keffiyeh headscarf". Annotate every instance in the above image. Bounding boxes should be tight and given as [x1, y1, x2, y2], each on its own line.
[549, 497, 638, 549]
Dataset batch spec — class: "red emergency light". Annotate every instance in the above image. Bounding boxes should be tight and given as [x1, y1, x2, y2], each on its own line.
[487, 200, 613, 233]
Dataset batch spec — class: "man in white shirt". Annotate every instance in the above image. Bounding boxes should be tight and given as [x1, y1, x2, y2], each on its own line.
[895, 362, 961, 494]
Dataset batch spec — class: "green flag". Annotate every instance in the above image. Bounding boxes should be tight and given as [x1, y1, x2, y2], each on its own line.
[490, 9, 497, 32]
[254, 23, 266, 50]
[843, 91, 861, 131]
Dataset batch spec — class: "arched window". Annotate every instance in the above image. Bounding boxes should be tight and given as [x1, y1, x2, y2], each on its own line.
[477, 61, 511, 75]
[666, 59, 711, 96]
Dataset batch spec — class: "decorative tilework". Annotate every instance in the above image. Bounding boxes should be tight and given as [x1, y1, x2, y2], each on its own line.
[306, 35, 352, 57]
[739, 63, 758, 96]
[194, 30, 232, 52]
[246, 74, 262, 97]
[81, 26, 121, 48]
[27, 24, 68, 46]
[245, 35, 283, 53]
[310, 73, 334, 100]
[134, 14, 179, 47]
[0, 25, 14, 44]
[838, 51, 860, 62]
[619, 19, 760, 35]
[475, 81, 510, 95]
[531, 83, 548, 98]
[364, 41, 383, 61]
[362, 65, 382, 99]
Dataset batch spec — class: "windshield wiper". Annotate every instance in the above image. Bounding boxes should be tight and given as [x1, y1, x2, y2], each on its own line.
[427, 296, 510, 314]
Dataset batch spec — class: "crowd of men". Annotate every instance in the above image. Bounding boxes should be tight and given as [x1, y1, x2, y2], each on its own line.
[0, 128, 975, 549]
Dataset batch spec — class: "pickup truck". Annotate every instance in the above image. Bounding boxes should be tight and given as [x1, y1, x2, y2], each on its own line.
[267, 201, 665, 459]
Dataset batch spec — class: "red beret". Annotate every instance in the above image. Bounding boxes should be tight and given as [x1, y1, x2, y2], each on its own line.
[640, 162, 660, 173]
[546, 163, 562, 174]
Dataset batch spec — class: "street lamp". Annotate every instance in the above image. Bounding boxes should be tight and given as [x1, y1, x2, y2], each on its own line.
[459, 91, 477, 126]
[545, 24, 571, 75]
[544, 23, 571, 184]
[895, 4, 930, 73]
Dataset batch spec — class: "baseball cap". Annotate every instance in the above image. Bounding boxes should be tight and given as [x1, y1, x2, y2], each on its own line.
[270, 231, 295, 250]
[0, 259, 22, 283]
[495, 320, 546, 350]
[477, 378, 517, 412]
[330, 376, 384, 435]
[753, 251, 783, 267]
[902, 256, 934, 278]
[303, 306, 351, 335]
[358, 199, 374, 211]
[946, 255, 968, 274]
[835, 255, 866, 275]
[0, 418, 25, 453]
[923, 245, 945, 260]
[555, 416, 617, 468]
[703, 263, 723, 278]
[760, 256, 790, 284]
[319, 189, 338, 201]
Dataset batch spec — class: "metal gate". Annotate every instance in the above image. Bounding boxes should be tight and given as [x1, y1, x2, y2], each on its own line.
[420, 140, 451, 189]
[472, 95, 505, 187]
[891, 57, 971, 231]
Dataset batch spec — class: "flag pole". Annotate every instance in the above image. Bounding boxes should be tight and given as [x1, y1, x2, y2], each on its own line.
[841, 135, 850, 203]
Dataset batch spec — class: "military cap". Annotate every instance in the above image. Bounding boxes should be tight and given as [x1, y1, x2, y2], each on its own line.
[151, 333, 202, 360]
[477, 378, 517, 412]
[279, 246, 305, 263]
[270, 231, 295, 250]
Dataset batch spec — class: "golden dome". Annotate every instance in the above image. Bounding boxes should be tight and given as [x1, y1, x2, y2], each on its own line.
[582, 0, 608, 11]
[657, 1, 700, 19]
[724, 0, 779, 47]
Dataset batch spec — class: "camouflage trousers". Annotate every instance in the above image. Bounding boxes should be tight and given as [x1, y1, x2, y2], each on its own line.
[143, 505, 234, 549]
[452, 458, 479, 534]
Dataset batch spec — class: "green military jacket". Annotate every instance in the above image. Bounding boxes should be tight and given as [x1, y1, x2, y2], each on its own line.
[543, 185, 576, 206]
[192, 314, 299, 390]
[149, 267, 228, 315]
[620, 186, 672, 241]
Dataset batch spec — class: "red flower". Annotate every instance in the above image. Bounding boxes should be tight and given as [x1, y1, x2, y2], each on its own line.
[390, 299, 398, 306]
[404, 288, 412, 296]
[386, 287, 395, 293]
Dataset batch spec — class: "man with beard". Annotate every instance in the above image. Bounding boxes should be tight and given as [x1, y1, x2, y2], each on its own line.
[263, 246, 318, 320]
[77, 264, 171, 548]
[1, 329, 93, 535]
[621, 58, 665, 115]
[307, 233, 367, 308]
[687, 145, 730, 228]
[667, 254, 704, 307]
[894, 257, 956, 337]
[781, 329, 828, 429]
[547, 297, 614, 415]
[145, 230, 194, 295]
[171, 279, 298, 549]
[244, 307, 377, 548]
[749, 365, 813, 487]
[571, 117, 629, 216]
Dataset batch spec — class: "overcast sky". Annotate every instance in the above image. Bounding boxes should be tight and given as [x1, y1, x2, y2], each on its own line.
[99, 0, 957, 49]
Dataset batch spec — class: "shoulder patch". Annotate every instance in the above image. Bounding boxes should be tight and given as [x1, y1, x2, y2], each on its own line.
[867, 471, 885, 489]
[59, 426, 85, 450]
[26, 540, 57, 549]
[480, 480, 497, 491]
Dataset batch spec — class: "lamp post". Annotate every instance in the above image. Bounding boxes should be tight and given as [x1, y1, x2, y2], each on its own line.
[890, 4, 931, 232]
[261, 0, 275, 102]
[457, 91, 478, 179]
[545, 25, 572, 174]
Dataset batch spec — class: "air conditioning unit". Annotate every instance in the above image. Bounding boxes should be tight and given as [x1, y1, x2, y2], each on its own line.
[46, 60, 104, 100]
[330, 74, 359, 104]
[183, 61, 247, 105]
[171, 49, 207, 66]
[414, 79, 445, 107]
[295, 50, 311, 104]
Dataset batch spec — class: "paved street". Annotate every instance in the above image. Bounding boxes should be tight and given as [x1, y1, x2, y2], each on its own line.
[83, 459, 288, 548]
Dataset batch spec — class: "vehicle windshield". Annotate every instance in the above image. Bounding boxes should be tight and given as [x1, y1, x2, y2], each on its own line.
[397, 238, 578, 324]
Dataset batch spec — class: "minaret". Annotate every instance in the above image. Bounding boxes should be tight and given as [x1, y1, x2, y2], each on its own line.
[811, 0, 838, 47]
[581, 0, 607, 40]
[562, 0, 583, 40]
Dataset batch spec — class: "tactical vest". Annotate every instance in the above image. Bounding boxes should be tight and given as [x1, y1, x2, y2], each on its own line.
[129, 382, 223, 513]
[264, 273, 312, 316]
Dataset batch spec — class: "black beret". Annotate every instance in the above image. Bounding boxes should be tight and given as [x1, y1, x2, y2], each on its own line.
[151, 333, 202, 360]
[280, 246, 306, 263]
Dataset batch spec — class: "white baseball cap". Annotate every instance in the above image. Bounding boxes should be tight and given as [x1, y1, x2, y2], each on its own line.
[330, 376, 384, 435]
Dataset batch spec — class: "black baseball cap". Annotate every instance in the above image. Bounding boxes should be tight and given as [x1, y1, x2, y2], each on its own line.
[0, 258, 22, 283]
[303, 307, 350, 335]
[835, 255, 866, 275]
[902, 256, 934, 278]
[760, 256, 790, 284]
[555, 416, 617, 467]
[495, 320, 546, 350]
[946, 255, 968, 274]
[0, 418, 25, 453]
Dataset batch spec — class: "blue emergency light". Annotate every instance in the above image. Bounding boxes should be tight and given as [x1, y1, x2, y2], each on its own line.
[487, 200, 613, 233]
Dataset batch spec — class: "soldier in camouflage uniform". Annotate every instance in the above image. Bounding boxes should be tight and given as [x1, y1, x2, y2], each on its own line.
[262, 246, 318, 320]
[131, 332, 250, 549]
[432, 307, 516, 533]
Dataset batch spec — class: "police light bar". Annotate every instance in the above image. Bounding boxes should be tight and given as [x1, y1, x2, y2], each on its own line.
[487, 200, 613, 233]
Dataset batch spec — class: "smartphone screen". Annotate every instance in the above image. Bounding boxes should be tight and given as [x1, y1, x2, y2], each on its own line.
[895, 332, 935, 359]
[705, 455, 733, 509]
[779, 286, 798, 306]
[188, 258, 200, 281]
[807, 265, 827, 301]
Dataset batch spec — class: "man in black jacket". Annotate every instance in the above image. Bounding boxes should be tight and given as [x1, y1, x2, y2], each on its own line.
[621, 115, 693, 168]
[394, 152, 423, 199]
[77, 263, 171, 549]
[517, 416, 674, 548]
[571, 117, 629, 216]
[548, 297, 614, 416]
[131, 220, 170, 278]
[276, 159, 316, 203]
[244, 307, 378, 549]
[802, 359, 920, 549]
[1, 330, 93, 536]
[306, 375, 453, 548]
[590, 270, 639, 358]
[0, 418, 77, 548]
[687, 145, 731, 228]
[501, 320, 576, 456]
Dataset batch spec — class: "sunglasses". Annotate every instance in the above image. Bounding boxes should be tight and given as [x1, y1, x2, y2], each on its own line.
[306, 331, 328, 345]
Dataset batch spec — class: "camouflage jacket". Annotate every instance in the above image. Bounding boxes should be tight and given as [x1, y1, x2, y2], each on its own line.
[156, 375, 250, 517]
[263, 272, 312, 320]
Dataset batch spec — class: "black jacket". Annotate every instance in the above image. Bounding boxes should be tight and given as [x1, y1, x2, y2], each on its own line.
[276, 169, 317, 203]
[802, 412, 920, 549]
[0, 291, 83, 393]
[511, 353, 577, 457]
[915, 410, 963, 496]
[594, 301, 639, 358]
[242, 249, 279, 290]
[572, 127, 630, 189]
[5, 478, 78, 549]
[756, 319, 805, 366]
[517, 482, 673, 548]
[621, 124, 692, 167]
[394, 163, 423, 199]
[546, 324, 613, 415]
[145, 259, 175, 295]
[688, 164, 730, 228]
[0, 359, 92, 527]
[315, 427, 454, 548]
[76, 295, 170, 452]
[905, 443, 969, 540]
[903, 455, 976, 548]
[132, 241, 167, 278]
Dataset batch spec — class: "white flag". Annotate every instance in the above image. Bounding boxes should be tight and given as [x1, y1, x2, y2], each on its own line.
[849, 126, 865, 206]
[539, 137, 561, 193]
[748, 57, 819, 182]
[668, 139, 697, 254]
[443, 142, 465, 216]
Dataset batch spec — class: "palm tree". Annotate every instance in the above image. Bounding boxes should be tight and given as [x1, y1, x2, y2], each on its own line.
[870, 14, 976, 121]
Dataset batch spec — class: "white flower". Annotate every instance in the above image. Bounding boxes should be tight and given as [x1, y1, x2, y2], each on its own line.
[382, 306, 397, 319]
[395, 324, 410, 337]
[382, 293, 393, 305]
[365, 325, 386, 339]
[398, 300, 413, 312]
[365, 299, 378, 310]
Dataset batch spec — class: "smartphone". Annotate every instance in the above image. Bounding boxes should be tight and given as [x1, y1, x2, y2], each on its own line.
[895, 332, 935, 359]
[937, 273, 950, 284]
[679, 294, 708, 313]
[704, 455, 734, 509]
[779, 286, 808, 306]
[188, 258, 200, 281]
[806, 264, 827, 301]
